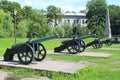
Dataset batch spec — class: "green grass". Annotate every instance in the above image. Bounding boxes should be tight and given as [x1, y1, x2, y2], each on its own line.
[0, 38, 27, 56]
[0, 38, 120, 80]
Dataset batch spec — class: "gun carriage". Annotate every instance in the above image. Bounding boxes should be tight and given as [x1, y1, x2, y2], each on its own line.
[4, 34, 59, 65]
[54, 34, 96, 54]
[86, 35, 112, 49]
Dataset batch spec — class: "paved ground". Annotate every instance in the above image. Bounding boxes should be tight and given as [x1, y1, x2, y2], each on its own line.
[0, 71, 50, 80]
[20, 77, 50, 80]
[0, 71, 9, 80]
[48, 50, 112, 58]
[100, 48, 120, 50]
[0, 58, 89, 74]
[110, 61, 120, 71]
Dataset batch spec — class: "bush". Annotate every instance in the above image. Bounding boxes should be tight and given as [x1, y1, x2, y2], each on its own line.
[63, 23, 73, 38]
[94, 25, 104, 36]
[54, 27, 65, 38]
[73, 25, 89, 36]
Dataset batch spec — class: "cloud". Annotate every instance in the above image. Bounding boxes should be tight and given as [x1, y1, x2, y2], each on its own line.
[8, 0, 17, 2]
[7, 0, 88, 11]
[61, 5, 75, 11]
[24, 1, 32, 6]
[78, 6, 86, 11]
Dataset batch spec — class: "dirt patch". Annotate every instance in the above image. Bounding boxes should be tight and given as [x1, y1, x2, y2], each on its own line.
[111, 68, 120, 70]
[48, 50, 112, 58]
[4, 76, 19, 80]
[100, 48, 120, 50]
[20, 77, 50, 80]
[111, 61, 120, 64]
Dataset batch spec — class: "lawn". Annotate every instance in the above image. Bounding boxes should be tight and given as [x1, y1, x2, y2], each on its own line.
[0, 38, 120, 80]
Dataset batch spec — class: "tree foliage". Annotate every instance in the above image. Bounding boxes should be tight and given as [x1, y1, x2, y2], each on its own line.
[0, 0, 120, 38]
[0, 9, 13, 37]
[0, 0, 52, 38]
[86, 0, 107, 36]
[47, 5, 62, 27]
[108, 5, 120, 35]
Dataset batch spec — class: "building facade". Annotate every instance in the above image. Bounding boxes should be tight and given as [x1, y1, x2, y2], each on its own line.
[61, 12, 87, 27]
[50, 12, 87, 27]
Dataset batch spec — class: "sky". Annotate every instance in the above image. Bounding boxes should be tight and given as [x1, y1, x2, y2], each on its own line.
[8, 0, 120, 12]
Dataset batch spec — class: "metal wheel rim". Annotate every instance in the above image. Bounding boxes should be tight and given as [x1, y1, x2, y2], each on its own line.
[79, 40, 86, 52]
[34, 43, 46, 61]
[18, 44, 34, 65]
[67, 41, 80, 54]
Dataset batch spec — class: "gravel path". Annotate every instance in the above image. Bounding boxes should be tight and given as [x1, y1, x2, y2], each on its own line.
[0, 70, 50, 80]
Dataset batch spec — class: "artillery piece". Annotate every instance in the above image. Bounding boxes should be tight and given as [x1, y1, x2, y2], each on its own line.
[86, 35, 111, 49]
[111, 37, 120, 44]
[4, 34, 59, 65]
[54, 34, 96, 54]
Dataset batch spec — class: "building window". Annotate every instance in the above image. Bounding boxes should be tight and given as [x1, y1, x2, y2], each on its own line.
[82, 19, 86, 24]
[67, 19, 70, 23]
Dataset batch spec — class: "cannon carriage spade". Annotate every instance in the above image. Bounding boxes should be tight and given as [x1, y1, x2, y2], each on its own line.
[54, 34, 96, 54]
[4, 34, 59, 65]
[86, 34, 111, 49]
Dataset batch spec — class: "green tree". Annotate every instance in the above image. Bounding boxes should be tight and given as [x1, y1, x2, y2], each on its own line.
[54, 27, 65, 38]
[27, 21, 41, 38]
[63, 23, 73, 38]
[0, 0, 24, 22]
[33, 9, 52, 37]
[46, 5, 62, 27]
[86, 0, 107, 36]
[3, 11, 14, 37]
[26, 9, 52, 38]
[108, 5, 120, 35]
[17, 19, 31, 37]
[0, 9, 13, 37]
[73, 26, 89, 36]
[23, 6, 33, 19]
[0, 9, 5, 37]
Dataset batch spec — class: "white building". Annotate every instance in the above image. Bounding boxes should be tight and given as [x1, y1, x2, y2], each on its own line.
[61, 12, 87, 27]
[50, 12, 87, 27]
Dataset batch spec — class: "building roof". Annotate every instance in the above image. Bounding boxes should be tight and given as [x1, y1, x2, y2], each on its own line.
[63, 11, 86, 16]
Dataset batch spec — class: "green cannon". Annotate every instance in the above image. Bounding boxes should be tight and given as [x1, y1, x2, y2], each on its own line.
[54, 34, 96, 54]
[86, 34, 111, 49]
[4, 34, 59, 65]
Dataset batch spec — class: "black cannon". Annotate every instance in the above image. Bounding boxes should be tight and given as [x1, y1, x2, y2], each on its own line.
[86, 35, 111, 49]
[111, 37, 120, 44]
[4, 34, 59, 65]
[100, 39, 112, 46]
[54, 34, 96, 54]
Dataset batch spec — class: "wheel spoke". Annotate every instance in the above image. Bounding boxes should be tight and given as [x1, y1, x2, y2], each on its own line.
[20, 53, 24, 58]
[37, 52, 40, 58]
[27, 54, 32, 58]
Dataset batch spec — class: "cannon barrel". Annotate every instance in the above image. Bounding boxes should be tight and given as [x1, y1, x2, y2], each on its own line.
[62, 34, 96, 44]
[76, 34, 96, 40]
[12, 34, 59, 48]
[97, 34, 109, 40]
[30, 34, 59, 43]
[86, 34, 109, 48]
